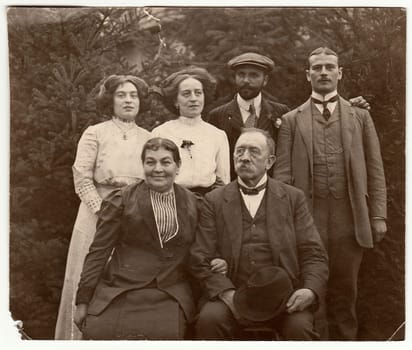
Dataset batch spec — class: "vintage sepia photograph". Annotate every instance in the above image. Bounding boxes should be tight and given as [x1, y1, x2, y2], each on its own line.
[4, 4, 406, 343]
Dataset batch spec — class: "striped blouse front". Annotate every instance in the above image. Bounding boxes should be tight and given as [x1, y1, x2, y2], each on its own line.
[150, 189, 179, 247]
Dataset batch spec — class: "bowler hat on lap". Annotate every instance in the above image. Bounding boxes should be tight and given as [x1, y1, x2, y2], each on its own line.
[233, 266, 293, 322]
[228, 52, 275, 72]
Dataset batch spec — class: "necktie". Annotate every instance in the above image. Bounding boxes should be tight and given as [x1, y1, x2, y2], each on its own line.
[244, 104, 257, 128]
[239, 182, 266, 195]
[312, 95, 339, 120]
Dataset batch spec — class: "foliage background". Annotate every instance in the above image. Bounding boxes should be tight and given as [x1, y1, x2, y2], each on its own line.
[7, 7, 405, 340]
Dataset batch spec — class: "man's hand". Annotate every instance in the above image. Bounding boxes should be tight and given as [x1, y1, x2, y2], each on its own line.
[349, 96, 370, 110]
[210, 258, 228, 275]
[74, 303, 88, 330]
[286, 288, 316, 314]
[371, 218, 387, 243]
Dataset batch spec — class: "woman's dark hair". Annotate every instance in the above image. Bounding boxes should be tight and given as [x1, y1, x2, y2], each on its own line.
[141, 137, 181, 165]
[160, 66, 217, 116]
[96, 74, 150, 117]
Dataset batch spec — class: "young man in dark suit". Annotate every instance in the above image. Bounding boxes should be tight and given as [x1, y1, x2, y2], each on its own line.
[207, 52, 289, 180]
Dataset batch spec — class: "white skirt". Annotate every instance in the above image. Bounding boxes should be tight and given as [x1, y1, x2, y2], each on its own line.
[54, 201, 97, 340]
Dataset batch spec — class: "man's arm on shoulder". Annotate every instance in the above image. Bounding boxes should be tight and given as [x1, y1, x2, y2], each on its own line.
[349, 96, 370, 110]
[189, 192, 235, 299]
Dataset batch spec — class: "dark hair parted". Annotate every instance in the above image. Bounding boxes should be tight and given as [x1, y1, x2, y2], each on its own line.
[96, 74, 150, 117]
[141, 137, 181, 165]
[308, 47, 339, 66]
[239, 128, 276, 156]
[160, 66, 217, 116]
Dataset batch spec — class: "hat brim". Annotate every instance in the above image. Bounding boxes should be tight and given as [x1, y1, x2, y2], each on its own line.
[230, 62, 273, 72]
[233, 287, 290, 322]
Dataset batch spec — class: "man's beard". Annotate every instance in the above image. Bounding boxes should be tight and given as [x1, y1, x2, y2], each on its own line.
[237, 84, 261, 100]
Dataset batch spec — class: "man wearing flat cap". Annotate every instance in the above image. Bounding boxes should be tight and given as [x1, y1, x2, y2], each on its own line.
[190, 128, 329, 340]
[207, 52, 290, 180]
[207, 52, 370, 181]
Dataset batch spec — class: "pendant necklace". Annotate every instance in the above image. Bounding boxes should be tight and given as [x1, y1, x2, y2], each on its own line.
[111, 118, 135, 140]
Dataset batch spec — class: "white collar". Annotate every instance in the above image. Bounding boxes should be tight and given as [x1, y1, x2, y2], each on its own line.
[178, 115, 203, 126]
[311, 90, 338, 102]
[238, 173, 267, 189]
[237, 92, 262, 112]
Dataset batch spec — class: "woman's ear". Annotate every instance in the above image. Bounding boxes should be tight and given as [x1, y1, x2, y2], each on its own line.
[176, 160, 182, 173]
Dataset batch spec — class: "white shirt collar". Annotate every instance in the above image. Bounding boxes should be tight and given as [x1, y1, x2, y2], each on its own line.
[178, 115, 203, 126]
[238, 173, 267, 218]
[311, 90, 338, 101]
[238, 173, 267, 189]
[237, 92, 262, 113]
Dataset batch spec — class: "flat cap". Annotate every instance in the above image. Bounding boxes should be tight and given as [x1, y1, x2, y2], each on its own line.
[228, 52, 275, 72]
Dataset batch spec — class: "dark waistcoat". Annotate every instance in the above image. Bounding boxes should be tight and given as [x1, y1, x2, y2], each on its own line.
[235, 194, 276, 286]
[312, 103, 348, 199]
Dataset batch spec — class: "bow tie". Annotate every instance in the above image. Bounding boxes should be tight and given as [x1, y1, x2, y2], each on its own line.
[239, 182, 266, 195]
[311, 95, 339, 106]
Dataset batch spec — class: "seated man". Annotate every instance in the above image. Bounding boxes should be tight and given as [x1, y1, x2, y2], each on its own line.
[189, 128, 329, 340]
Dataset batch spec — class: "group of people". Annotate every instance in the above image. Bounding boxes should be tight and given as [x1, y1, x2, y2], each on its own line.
[54, 47, 387, 341]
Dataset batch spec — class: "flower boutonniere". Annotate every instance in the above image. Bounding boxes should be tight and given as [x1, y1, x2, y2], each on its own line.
[270, 115, 282, 129]
[181, 140, 194, 158]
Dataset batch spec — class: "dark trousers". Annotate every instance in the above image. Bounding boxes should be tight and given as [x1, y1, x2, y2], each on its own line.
[195, 300, 319, 340]
[314, 195, 364, 340]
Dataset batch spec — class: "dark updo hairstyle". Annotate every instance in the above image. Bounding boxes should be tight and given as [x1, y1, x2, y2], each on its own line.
[141, 137, 181, 165]
[96, 74, 150, 117]
[160, 66, 217, 116]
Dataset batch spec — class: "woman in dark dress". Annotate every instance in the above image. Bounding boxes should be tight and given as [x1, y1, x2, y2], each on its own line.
[74, 137, 198, 340]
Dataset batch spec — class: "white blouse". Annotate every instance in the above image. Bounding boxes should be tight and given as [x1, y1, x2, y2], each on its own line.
[151, 116, 230, 188]
[73, 118, 151, 213]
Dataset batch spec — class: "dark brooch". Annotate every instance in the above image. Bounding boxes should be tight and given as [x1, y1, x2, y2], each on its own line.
[181, 140, 194, 158]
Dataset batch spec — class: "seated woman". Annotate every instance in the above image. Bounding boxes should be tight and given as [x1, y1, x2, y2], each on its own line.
[55, 74, 151, 340]
[74, 137, 198, 340]
[152, 67, 230, 196]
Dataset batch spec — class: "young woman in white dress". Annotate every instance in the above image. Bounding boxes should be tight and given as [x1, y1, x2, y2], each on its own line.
[55, 75, 151, 339]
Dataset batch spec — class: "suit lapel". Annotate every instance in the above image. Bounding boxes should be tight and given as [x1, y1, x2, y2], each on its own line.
[222, 182, 244, 273]
[138, 182, 162, 247]
[225, 98, 244, 130]
[339, 98, 355, 172]
[265, 180, 287, 264]
[174, 184, 190, 241]
[296, 99, 314, 170]
[256, 98, 273, 131]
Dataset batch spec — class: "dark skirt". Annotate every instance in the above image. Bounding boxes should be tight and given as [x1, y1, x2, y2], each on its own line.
[82, 288, 187, 340]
